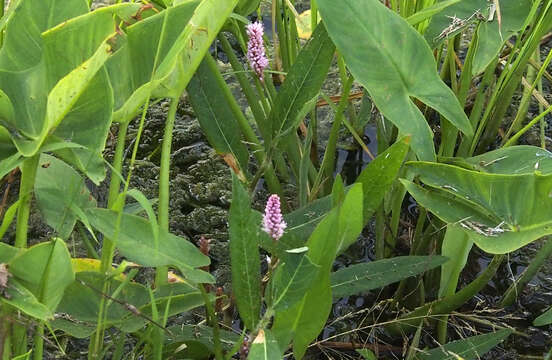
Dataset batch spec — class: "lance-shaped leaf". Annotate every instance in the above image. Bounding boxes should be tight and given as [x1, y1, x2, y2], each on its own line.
[267, 252, 319, 311]
[271, 23, 335, 142]
[86, 208, 214, 283]
[187, 54, 249, 175]
[317, 0, 472, 161]
[415, 329, 512, 360]
[8, 239, 74, 312]
[248, 330, 282, 360]
[34, 154, 96, 239]
[403, 157, 552, 254]
[229, 174, 262, 330]
[331, 256, 448, 298]
[534, 306, 552, 326]
[425, 0, 531, 75]
[272, 184, 363, 359]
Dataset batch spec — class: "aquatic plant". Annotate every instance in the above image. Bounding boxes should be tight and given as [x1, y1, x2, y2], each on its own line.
[0, 0, 551, 359]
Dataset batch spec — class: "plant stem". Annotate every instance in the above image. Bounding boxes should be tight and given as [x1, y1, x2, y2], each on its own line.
[32, 324, 44, 360]
[503, 104, 552, 147]
[388, 254, 505, 333]
[15, 155, 39, 248]
[155, 98, 178, 288]
[501, 237, 552, 307]
[199, 285, 223, 360]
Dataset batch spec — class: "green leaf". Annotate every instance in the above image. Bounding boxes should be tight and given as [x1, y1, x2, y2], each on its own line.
[272, 184, 363, 359]
[187, 55, 249, 174]
[406, 0, 462, 26]
[236, 0, 261, 16]
[268, 253, 319, 311]
[534, 306, 552, 326]
[457, 145, 552, 175]
[439, 226, 472, 297]
[34, 154, 96, 239]
[164, 324, 240, 356]
[248, 329, 282, 360]
[0, 242, 22, 263]
[108, 0, 238, 123]
[356, 349, 377, 360]
[271, 23, 335, 141]
[356, 137, 410, 225]
[2, 278, 53, 321]
[11, 350, 32, 360]
[415, 329, 512, 359]
[331, 256, 448, 299]
[317, 0, 472, 161]
[229, 174, 262, 330]
[424, 0, 531, 75]
[9, 238, 74, 311]
[86, 208, 214, 283]
[403, 160, 552, 254]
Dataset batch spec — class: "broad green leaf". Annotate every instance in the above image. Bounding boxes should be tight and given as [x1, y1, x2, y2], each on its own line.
[317, 0, 471, 161]
[236, 0, 261, 16]
[459, 145, 552, 175]
[229, 174, 262, 330]
[2, 278, 53, 321]
[35, 154, 96, 239]
[248, 329, 282, 360]
[534, 306, 552, 326]
[272, 184, 363, 359]
[86, 208, 214, 283]
[425, 0, 531, 75]
[331, 256, 448, 298]
[267, 253, 319, 311]
[109, 0, 238, 123]
[271, 23, 335, 141]
[403, 161, 552, 253]
[356, 137, 410, 225]
[9, 238, 74, 311]
[439, 226, 472, 298]
[279, 137, 410, 250]
[415, 329, 512, 359]
[0, 242, 22, 262]
[187, 55, 249, 174]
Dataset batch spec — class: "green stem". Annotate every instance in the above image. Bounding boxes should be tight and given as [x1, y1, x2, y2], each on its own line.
[503, 104, 552, 147]
[202, 53, 283, 196]
[32, 324, 43, 360]
[15, 155, 39, 248]
[155, 98, 178, 288]
[199, 285, 223, 360]
[501, 237, 552, 307]
[388, 254, 505, 333]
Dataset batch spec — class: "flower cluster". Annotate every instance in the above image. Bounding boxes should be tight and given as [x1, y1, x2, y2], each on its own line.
[262, 194, 286, 241]
[246, 21, 269, 81]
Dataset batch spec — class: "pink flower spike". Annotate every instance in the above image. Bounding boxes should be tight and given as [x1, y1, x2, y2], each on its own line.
[262, 194, 286, 241]
[246, 21, 269, 81]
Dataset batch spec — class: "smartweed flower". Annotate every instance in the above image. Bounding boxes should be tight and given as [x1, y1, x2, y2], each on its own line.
[246, 21, 269, 81]
[262, 194, 286, 241]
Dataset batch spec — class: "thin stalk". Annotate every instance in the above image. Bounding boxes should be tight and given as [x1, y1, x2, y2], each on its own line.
[503, 103, 552, 147]
[0, 0, 4, 46]
[202, 54, 283, 196]
[502, 46, 552, 144]
[32, 324, 44, 360]
[388, 254, 505, 333]
[15, 155, 39, 248]
[501, 237, 552, 306]
[91, 94, 152, 358]
[155, 98, 178, 288]
[314, 75, 353, 195]
[310, 0, 317, 31]
[199, 285, 223, 360]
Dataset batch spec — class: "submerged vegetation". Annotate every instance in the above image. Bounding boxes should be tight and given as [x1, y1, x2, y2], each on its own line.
[0, 0, 552, 358]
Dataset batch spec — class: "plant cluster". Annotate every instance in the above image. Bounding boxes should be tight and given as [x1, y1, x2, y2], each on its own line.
[0, 0, 551, 359]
